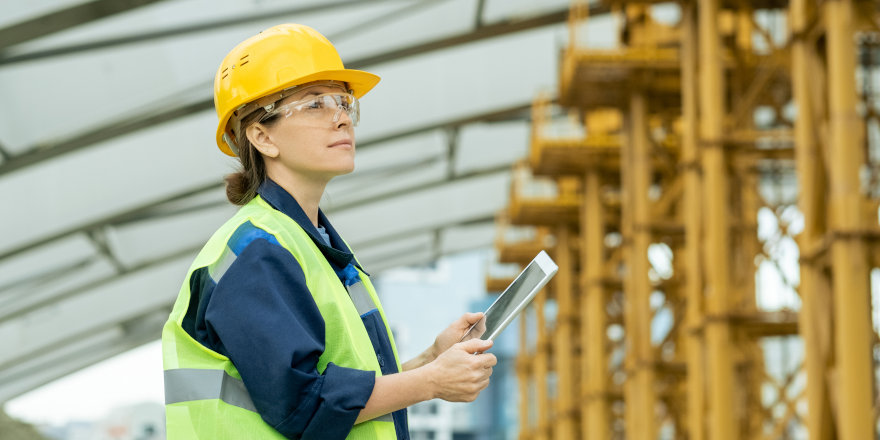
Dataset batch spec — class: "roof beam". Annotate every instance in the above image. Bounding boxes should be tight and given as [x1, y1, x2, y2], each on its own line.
[0, 256, 186, 371]
[0, 0, 169, 50]
[0, 167, 508, 322]
[0, 170, 507, 369]
[0, 218, 498, 401]
[0, 5, 581, 177]
[0, 100, 530, 264]
[330, 163, 509, 213]
[345, 7, 575, 68]
[0, 0, 409, 65]
[474, 0, 487, 28]
[0, 318, 160, 403]
[0, 256, 96, 299]
[0, 246, 195, 324]
[0, 180, 221, 262]
[360, 102, 533, 147]
[360, 220, 496, 272]
[0, 98, 208, 177]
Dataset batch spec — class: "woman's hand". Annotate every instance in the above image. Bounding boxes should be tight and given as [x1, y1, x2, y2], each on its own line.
[432, 312, 485, 358]
[356, 338, 497, 423]
[424, 338, 497, 402]
[402, 312, 486, 371]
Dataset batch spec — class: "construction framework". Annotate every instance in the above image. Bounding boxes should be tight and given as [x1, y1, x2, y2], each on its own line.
[493, 0, 880, 438]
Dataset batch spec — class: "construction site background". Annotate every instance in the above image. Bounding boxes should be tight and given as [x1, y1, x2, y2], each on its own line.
[497, 0, 880, 439]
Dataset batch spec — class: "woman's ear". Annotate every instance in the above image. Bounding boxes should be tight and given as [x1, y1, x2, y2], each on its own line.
[245, 123, 280, 158]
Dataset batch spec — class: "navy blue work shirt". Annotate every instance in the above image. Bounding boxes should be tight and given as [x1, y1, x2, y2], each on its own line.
[184, 178, 409, 440]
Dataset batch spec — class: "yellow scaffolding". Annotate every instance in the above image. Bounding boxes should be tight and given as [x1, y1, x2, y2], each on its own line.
[501, 0, 880, 438]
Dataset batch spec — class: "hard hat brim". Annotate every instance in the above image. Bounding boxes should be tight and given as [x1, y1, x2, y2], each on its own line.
[215, 68, 380, 156]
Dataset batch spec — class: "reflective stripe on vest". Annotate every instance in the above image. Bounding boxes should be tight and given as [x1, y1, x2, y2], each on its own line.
[164, 368, 394, 423]
[346, 280, 376, 316]
[164, 368, 256, 412]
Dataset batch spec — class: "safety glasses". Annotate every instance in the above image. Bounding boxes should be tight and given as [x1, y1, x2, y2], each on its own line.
[259, 92, 360, 126]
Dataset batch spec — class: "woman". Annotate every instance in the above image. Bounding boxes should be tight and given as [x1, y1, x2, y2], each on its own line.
[162, 23, 497, 440]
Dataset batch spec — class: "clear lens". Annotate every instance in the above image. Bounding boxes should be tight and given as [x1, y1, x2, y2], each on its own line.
[261, 92, 359, 126]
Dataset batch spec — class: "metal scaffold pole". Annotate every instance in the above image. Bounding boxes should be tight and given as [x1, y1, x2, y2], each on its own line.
[581, 169, 610, 440]
[623, 90, 657, 439]
[825, 0, 875, 438]
[680, 3, 706, 439]
[791, 0, 836, 437]
[697, 0, 737, 438]
[534, 287, 550, 440]
[517, 311, 532, 440]
[553, 222, 578, 440]
[510, 0, 880, 437]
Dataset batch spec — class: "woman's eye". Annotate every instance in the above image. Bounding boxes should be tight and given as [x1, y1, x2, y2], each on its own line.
[306, 98, 324, 109]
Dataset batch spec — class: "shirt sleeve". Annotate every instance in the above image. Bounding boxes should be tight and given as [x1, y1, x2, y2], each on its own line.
[200, 238, 376, 440]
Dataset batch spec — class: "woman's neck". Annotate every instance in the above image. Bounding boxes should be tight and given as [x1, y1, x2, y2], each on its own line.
[267, 171, 327, 227]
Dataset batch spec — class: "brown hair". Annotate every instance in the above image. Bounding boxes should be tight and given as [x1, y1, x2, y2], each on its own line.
[224, 110, 281, 205]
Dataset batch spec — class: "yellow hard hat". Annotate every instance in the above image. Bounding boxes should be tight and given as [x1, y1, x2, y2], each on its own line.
[213, 23, 380, 156]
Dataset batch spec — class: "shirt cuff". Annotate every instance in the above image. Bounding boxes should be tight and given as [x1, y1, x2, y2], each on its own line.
[275, 363, 376, 440]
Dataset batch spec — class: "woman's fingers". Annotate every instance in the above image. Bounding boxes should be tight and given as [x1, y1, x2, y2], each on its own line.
[456, 337, 493, 354]
[428, 338, 497, 402]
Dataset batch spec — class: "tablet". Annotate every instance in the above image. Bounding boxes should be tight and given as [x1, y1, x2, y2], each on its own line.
[460, 250, 559, 342]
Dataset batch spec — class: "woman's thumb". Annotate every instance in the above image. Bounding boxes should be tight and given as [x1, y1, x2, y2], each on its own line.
[464, 312, 485, 324]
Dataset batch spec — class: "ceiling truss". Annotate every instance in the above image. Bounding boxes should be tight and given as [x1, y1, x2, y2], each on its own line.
[0, 0, 591, 403]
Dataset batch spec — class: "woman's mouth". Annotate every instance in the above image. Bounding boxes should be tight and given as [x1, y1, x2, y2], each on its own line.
[328, 139, 353, 149]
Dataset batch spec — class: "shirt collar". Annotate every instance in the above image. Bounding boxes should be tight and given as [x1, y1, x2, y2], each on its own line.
[256, 178, 361, 271]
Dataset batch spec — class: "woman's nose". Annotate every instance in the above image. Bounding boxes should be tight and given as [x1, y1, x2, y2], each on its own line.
[334, 106, 352, 128]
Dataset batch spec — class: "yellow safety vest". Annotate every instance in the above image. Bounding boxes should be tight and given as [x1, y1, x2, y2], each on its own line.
[162, 196, 401, 439]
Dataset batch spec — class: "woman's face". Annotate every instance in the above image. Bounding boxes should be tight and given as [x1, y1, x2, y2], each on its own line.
[252, 82, 357, 183]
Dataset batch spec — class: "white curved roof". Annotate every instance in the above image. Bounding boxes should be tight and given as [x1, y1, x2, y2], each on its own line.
[0, 0, 579, 402]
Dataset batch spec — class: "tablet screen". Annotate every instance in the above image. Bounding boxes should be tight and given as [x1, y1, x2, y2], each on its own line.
[460, 252, 557, 342]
